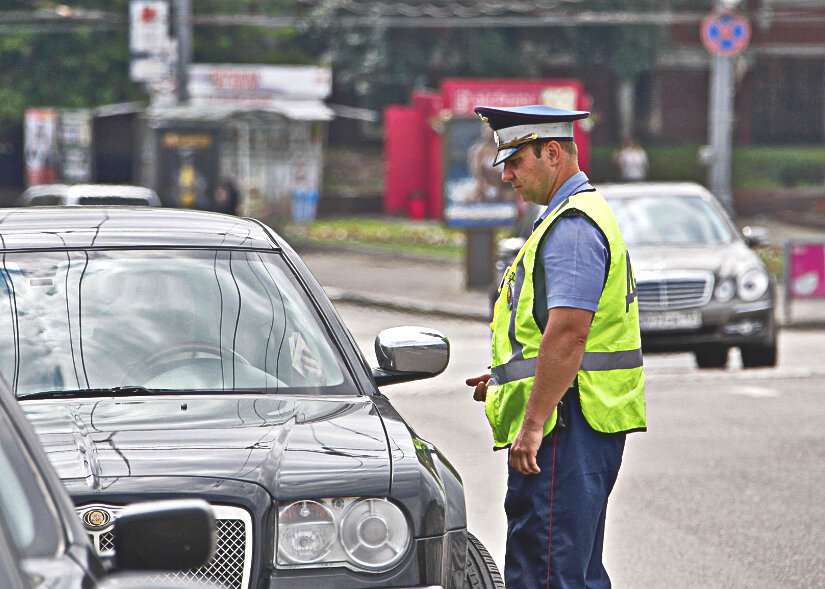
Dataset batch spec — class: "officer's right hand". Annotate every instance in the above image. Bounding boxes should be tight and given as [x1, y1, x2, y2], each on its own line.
[465, 374, 491, 402]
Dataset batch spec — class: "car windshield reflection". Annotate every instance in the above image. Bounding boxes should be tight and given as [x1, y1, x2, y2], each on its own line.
[609, 194, 734, 246]
[0, 249, 354, 397]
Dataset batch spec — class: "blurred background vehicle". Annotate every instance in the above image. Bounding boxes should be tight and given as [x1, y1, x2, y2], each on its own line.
[601, 182, 776, 369]
[491, 182, 776, 369]
[0, 377, 220, 589]
[17, 184, 161, 207]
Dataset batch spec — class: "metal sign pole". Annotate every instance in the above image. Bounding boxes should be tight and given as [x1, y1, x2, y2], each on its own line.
[708, 53, 734, 214]
[701, 4, 750, 216]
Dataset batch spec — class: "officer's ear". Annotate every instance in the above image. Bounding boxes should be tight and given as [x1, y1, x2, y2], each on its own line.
[544, 140, 562, 164]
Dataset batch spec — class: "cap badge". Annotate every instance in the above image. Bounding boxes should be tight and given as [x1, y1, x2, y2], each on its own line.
[497, 133, 538, 151]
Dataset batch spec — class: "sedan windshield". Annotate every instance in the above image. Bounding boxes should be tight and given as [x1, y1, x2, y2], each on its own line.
[608, 195, 734, 246]
[0, 249, 355, 397]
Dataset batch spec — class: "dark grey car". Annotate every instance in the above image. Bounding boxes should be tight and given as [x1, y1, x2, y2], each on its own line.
[598, 182, 777, 369]
[492, 182, 777, 369]
[1, 207, 502, 589]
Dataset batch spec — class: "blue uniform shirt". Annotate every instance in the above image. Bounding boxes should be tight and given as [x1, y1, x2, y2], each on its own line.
[533, 172, 608, 317]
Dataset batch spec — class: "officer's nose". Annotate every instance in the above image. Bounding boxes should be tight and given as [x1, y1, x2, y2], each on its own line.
[501, 164, 514, 183]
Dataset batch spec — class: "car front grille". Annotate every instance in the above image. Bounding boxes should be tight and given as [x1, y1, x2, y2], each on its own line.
[80, 504, 252, 589]
[636, 272, 713, 310]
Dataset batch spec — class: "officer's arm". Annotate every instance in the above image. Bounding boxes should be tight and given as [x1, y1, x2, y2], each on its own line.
[508, 307, 593, 475]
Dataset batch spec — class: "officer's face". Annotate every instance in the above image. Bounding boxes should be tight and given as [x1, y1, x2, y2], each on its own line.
[500, 145, 555, 206]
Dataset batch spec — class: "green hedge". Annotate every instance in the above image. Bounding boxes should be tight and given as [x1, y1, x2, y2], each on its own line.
[591, 144, 825, 189]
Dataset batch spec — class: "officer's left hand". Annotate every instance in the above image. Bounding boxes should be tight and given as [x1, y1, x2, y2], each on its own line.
[509, 424, 543, 475]
[465, 374, 490, 402]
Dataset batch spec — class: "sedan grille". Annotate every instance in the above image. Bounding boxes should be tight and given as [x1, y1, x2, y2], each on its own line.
[80, 504, 252, 589]
[636, 272, 713, 310]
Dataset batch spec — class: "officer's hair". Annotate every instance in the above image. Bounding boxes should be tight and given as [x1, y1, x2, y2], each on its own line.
[531, 139, 578, 158]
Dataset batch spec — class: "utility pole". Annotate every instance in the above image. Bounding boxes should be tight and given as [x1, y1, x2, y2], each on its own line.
[175, 0, 191, 104]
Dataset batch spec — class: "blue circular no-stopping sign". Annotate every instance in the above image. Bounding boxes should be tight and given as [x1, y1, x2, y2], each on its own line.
[701, 11, 751, 57]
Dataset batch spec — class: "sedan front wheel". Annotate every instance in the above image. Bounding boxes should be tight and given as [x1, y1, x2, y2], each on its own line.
[465, 532, 505, 589]
[695, 345, 729, 369]
[740, 341, 778, 368]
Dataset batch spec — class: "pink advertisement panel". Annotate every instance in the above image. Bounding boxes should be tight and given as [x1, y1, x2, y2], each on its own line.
[788, 242, 825, 298]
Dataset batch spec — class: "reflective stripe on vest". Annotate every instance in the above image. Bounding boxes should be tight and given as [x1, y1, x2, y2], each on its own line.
[490, 348, 643, 385]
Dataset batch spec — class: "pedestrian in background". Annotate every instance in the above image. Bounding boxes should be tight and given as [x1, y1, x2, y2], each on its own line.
[466, 105, 647, 589]
[214, 177, 240, 215]
[613, 137, 649, 181]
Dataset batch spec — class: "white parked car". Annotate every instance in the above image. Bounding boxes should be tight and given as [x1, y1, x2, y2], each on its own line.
[17, 184, 161, 207]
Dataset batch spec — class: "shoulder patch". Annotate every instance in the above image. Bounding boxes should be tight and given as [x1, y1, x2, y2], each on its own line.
[561, 209, 580, 218]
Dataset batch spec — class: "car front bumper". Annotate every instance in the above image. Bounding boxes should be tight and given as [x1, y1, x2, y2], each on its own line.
[640, 299, 776, 352]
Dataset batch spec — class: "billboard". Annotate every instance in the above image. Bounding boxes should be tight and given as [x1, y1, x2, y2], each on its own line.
[440, 79, 589, 229]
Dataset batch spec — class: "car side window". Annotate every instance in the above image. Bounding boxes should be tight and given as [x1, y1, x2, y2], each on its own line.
[0, 411, 64, 558]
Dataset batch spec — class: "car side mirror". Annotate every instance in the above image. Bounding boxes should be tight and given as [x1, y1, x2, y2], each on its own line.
[372, 326, 449, 386]
[742, 225, 770, 248]
[112, 499, 216, 572]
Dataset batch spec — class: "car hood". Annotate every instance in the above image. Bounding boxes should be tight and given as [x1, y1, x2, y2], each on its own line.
[628, 241, 761, 277]
[21, 395, 391, 499]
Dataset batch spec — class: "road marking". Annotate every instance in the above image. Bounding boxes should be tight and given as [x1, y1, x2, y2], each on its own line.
[726, 385, 779, 398]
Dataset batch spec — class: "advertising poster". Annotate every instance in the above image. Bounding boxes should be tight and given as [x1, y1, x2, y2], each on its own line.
[443, 117, 517, 228]
[788, 242, 825, 298]
[440, 79, 589, 229]
[59, 109, 93, 183]
[156, 130, 220, 208]
[24, 108, 60, 186]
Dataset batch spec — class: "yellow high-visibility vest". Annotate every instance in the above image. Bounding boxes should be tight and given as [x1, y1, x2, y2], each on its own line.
[487, 190, 646, 448]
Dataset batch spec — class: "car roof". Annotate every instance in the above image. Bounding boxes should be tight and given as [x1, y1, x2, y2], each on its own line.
[0, 207, 279, 250]
[595, 181, 716, 200]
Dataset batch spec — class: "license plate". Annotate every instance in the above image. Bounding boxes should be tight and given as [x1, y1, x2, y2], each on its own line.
[639, 309, 702, 331]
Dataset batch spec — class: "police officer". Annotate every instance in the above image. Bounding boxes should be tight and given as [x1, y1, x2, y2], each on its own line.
[465, 105, 647, 589]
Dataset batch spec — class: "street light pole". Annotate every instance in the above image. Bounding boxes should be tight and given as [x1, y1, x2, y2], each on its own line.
[175, 0, 191, 104]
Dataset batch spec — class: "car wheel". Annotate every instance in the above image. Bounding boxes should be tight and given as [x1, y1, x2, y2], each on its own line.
[466, 532, 505, 589]
[694, 345, 729, 369]
[740, 342, 777, 368]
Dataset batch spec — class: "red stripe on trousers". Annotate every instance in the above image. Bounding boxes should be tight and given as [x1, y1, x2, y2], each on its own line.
[545, 431, 558, 588]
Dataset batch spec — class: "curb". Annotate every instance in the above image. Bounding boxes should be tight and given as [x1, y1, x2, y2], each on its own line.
[324, 287, 490, 322]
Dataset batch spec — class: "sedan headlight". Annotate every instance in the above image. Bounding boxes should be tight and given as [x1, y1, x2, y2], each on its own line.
[737, 267, 770, 302]
[277, 497, 411, 571]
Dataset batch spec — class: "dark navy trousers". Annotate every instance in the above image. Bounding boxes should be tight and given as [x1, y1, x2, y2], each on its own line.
[504, 388, 626, 589]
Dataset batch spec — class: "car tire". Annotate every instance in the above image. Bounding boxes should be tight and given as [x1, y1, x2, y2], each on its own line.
[466, 532, 505, 589]
[695, 345, 729, 369]
[740, 342, 777, 368]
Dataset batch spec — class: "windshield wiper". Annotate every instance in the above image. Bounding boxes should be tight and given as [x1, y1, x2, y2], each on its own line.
[18, 385, 164, 401]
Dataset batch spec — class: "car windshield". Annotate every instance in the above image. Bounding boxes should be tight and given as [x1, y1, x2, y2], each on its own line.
[607, 194, 734, 246]
[0, 249, 355, 397]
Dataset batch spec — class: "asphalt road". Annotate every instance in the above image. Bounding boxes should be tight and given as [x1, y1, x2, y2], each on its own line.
[336, 302, 825, 589]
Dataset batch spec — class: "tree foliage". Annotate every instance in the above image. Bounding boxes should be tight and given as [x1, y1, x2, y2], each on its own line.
[0, 0, 671, 131]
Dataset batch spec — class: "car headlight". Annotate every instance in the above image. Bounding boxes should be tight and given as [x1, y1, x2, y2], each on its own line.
[277, 497, 411, 571]
[714, 277, 736, 303]
[737, 267, 770, 302]
[278, 500, 336, 563]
